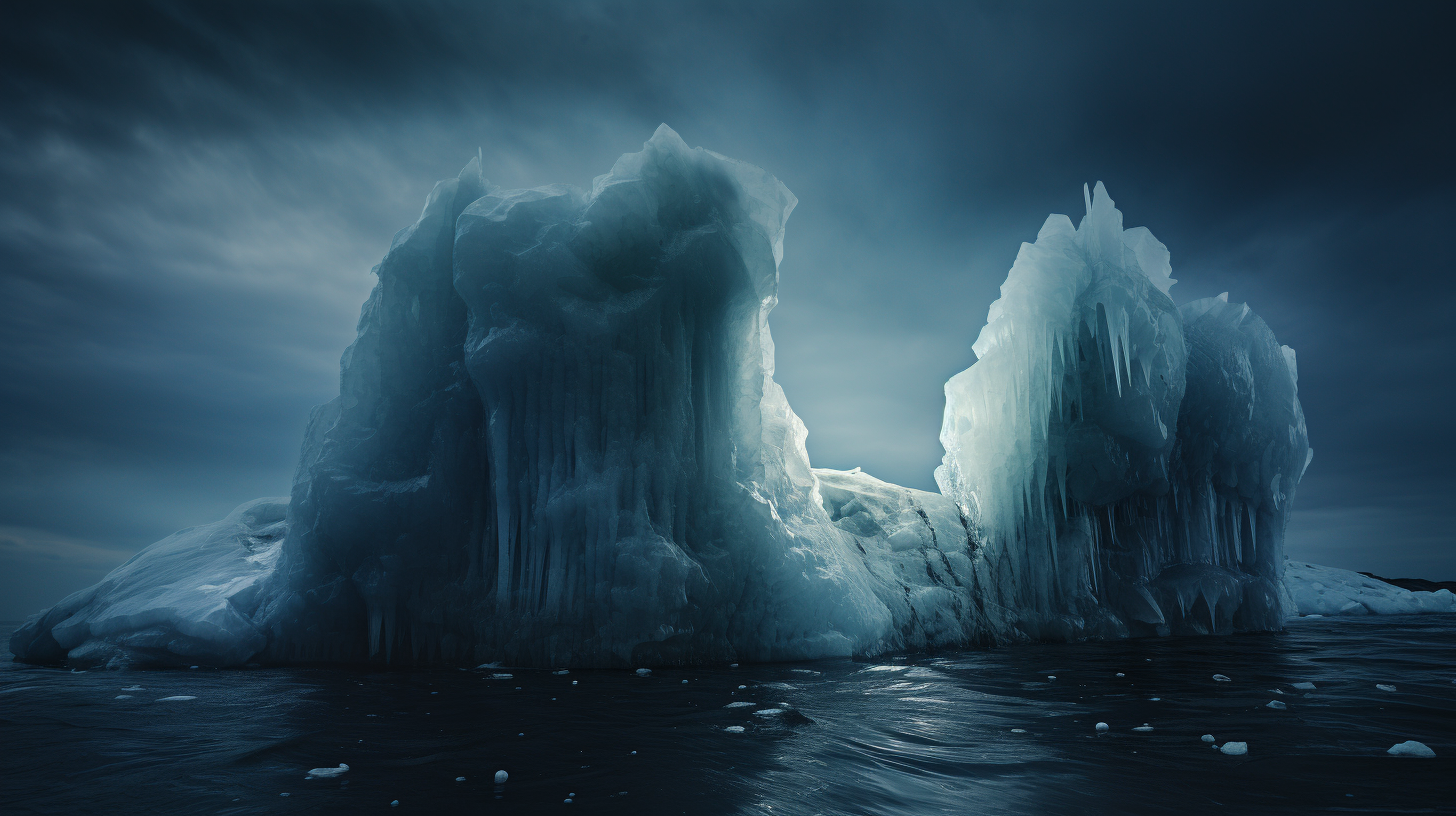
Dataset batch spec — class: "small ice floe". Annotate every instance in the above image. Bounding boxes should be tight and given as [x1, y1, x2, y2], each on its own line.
[490, 673, 513, 680]
[564, 798, 573, 804]
[495, 770, 509, 784]
[306, 764, 349, 779]
[1095, 722, 1109, 732]
[476, 662, 500, 669]
[681, 680, 688, 684]
[390, 800, 399, 807]
[790, 669, 819, 675]
[189, 666, 199, 670]
[1387, 741, 1435, 758]
[730, 663, 739, 668]
[430, 691, 439, 695]
[455, 777, 466, 782]
[1376, 684, 1397, 692]
[280, 792, 290, 797]
[518, 732, 524, 737]
[635, 668, 651, 677]
[1212, 674, 1231, 682]
[724, 726, 745, 733]
[156, 696, 197, 702]
[1201, 734, 1215, 743]
[630, 751, 637, 755]
[754, 708, 786, 716]
[724, 702, 755, 708]
[1271, 689, 1285, 695]
[1047, 675, 1056, 680]
[1116, 672, 1125, 677]
[1150, 697, 1160, 701]
[1220, 742, 1248, 755]
[1291, 682, 1316, 691]
[1011, 728, 1027, 734]
[121, 685, 144, 692]
[1132, 724, 1154, 732]
[115, 694, 133, 700]
[1266, 701, 1287, 710]
[553, 670, 569, 675]
[572, 680, 579, 685]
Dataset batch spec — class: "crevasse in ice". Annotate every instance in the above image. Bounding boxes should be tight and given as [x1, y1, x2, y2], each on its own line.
[7, 126, 1389, 671]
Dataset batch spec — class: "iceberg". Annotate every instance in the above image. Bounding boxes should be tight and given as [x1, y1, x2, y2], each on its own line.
[8, 125, 1381, 671]
[1284, 560, 1456, 616]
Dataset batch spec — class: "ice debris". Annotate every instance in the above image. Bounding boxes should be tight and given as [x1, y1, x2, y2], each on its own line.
[1220, 742, 1248, 756]
[1291, 682, 1316, 690]
[1132, 724, 1154, 732]
[494, 770, 508, 784]
[1376, 684, 1396, 692]
[1096, 722, 1109, 732]
[1387, 741, 1435, 758]
[1201, 734, 1215, 743]
[156, 696, 197, 702]
[725, 726, 745, 733]
[1266, 700, 1286, 710]
[1212, 675, 1231, 682]
[306, 764, 349, 779]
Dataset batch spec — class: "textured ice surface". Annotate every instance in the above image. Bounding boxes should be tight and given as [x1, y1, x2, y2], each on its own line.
[1283, 560, 1456, 616]
[9, 128, 1352, 671]
[8, 498, 286, 668]
[937, 183, 1308, 640]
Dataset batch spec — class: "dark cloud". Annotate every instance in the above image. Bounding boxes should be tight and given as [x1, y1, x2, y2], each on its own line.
[1, 0, 1452, 618]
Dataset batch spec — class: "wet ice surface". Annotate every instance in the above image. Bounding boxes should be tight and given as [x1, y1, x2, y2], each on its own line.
[4, 617, 1454, 815]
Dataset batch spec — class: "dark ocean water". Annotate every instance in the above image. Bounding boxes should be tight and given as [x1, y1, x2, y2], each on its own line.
[3, 616, 1453, 815]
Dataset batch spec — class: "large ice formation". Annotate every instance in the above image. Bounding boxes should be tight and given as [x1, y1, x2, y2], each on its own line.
[1284, 561, 1456, 616]
[936, 183, 1311, 639]
[8, 126, 1373, 671]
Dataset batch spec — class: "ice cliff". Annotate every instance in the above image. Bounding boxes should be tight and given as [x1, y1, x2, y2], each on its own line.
[9, 126, 1386, 671]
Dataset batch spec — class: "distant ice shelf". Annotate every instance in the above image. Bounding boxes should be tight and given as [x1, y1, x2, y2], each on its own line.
[1284, 561, 1456, 616]
[10, 125, 1425, 671]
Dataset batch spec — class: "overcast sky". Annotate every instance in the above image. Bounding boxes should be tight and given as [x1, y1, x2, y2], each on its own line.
[1, 0, 1452, 619]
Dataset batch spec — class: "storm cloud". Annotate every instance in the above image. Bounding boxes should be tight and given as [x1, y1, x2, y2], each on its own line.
[1, 0, 1452, 618]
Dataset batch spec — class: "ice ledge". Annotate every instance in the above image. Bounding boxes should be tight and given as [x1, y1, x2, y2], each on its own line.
[1284, 560, 1456, 617]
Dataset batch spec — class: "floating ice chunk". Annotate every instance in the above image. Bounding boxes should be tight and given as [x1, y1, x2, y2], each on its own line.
[724, 726, 746, 733]
[390, 800, 399, 807]
[738, 685, 747, 690]
[1220, 742, 1248, 755]
[791, 669, 820, 675]
[1096, 722, 1109, 732]
[725, 702, 756, 708]
[572, 680, 578, 685]
[121, 685, 144, 691]
[564, 799, 573, 804]
[1116, 673, 1125, 678]
[490, 673, 513, 680]
[730, 663, 739, 668]
[156, 696, 197, 702]
[1201, 734, 1215, 743]
[1376, 684, 1396, 692]
[1291, 682, 1316, 690]
[1271, 689, 1284, 694]
[1266, 701, 1286, 710]
[1150, 697, 1160, 701]
[682, 680, 688, 684]
[455, 777, 465, 782]
[114, 694, 133, 700]
[1132, 724, 1154, 732]
[306, 764, 350, 779]
[1047, 676, 1056, 680]
[553, 670, 569, 675]
[754, 708, 786, 716]
[494, 770, 508, 784]
[1387, 741, 1435, 758]
[1011, 728, 1027, 733]
[635, 669, 651, 677]
[1212, 675, 1231, 682]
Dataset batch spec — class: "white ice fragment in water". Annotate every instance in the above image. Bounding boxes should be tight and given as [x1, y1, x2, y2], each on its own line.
[1132, 724, 1154, 732]
[791, 669, 820, 675]
[390, 800, 399, 807]
[490, 673, 513, 680]
[455, 777, 466, 782]
[1201, 734, 1215, 743]
[564, 799, 573, 804]
[572, 680, 578, 685]
[724, 726, 745, 733]
[1387, 741, 1435, 758]
[1375, 684, 1396, 692]
[1220, 742, 1248, 755]
[725, 702, 756, 708]
[1266, 700, 1286, 710]
[306, 764, 350, 779]
[1011, 728, 1027, 733]
[1291, 682, 1316, 690]
[1095, 722, 1110, 732]
[156, 696, 197, 701]
[1212, 675, 1231, 682]
[1047, 676, 1056, 680]
[754, 708, 786, 716]
[121, 686, 144, 691]
[114, 694, 133, 700]
[682, 680, 688, 684]
[738, 685, 747, 689]
[1150, 697, 1160, 701]
[553, 670, 569, 675]
[730, 663, 739, 668]
[494, 770, 509, 784]
[635, 669, 651, 677]
[1116, 673, 1125, 678]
